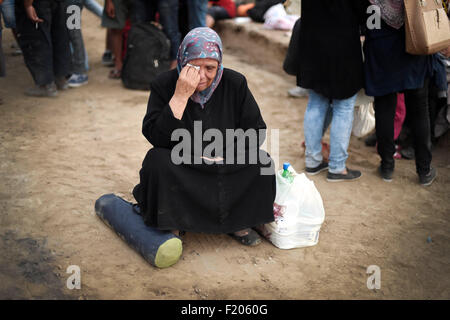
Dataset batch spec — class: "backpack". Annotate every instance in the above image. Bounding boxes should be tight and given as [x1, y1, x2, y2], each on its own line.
[121, 22, 171, 90]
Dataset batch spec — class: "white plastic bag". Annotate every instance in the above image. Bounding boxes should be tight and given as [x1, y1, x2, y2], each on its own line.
[263, 4, 299, 31]
[352, 103, 375, 138]
[258, 165, 325, 249]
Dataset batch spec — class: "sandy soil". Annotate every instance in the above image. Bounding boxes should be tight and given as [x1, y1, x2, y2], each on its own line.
[0, 9, 449, 300]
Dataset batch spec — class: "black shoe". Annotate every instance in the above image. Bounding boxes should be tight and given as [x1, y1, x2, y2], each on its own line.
[419, 167, 437, 186]
[305, 161, 329, 176]
[327, 168, 362, 182]
[378, 165, 393, 182]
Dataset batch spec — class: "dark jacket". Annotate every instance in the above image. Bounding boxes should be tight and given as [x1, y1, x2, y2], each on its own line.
[298, 0, 366, 99]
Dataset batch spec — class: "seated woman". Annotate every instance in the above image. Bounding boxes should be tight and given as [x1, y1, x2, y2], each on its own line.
[132, 27, 275, 246]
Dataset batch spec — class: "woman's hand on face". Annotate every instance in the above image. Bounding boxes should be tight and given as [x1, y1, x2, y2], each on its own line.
[169, 65, 201, 120]
[174, 64, 201, 100]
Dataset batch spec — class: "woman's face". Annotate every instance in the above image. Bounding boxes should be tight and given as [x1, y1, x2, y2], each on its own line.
[188, 58, 219, 92]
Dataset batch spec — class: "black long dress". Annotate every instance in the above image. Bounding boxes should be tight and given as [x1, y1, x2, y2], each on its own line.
[132, 68, 276, 234]
[298, 0, 366, 100]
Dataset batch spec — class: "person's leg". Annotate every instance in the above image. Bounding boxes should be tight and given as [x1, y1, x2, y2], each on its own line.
[68, 29, 89, 75]
[187, 0, 207, 30]
[83, 0, 103, 18]
[374, 93, 397, 172]
[0, 29, 5, 78]
[51, 0, 72, 88]
[2, 0, 21, 53]
[15, 0, 55, 87]
[403, 81, 433, 176]
[327, 93, 357, 174]
[158, 0, 180, 69]
[304, 90, 330, 169]
[66, 1, 87, 76]
[102, 29, 114, 66]
[427, 81, 439, 143]
[101, 0, 128, 76]
[110, 28, 123, 72]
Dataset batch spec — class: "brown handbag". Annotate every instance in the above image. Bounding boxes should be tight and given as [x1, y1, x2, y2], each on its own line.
[404, 0, 450, 55]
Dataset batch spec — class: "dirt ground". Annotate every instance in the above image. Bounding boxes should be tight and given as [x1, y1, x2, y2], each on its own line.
[0, 9, 449, 300]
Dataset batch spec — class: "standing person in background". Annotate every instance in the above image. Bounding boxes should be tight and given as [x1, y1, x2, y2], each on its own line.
[187, 0, 208, 30]
[66, 0, 88, 87]
[283, 18, 309, 98]
[299, 0, 365, 182]
[101, 0, 131, 79]
[1, 0, 21, 55]
[158, 0, 181, 70]
[206, 0, 236, 28]
[159, 0, 207, 70]
[363, 0, 437, 186]
[0, 0, 5, 104]
[15, 0, 72, 97]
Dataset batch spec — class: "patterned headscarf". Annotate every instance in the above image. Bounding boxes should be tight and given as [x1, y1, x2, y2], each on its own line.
[176, 27, 224, 108]
[369, 0, 405, 29]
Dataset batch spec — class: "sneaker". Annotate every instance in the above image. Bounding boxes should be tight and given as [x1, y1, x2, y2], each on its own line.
[378, 165, 393, 182]
[25, 83, 58, 97]
[68, 74, 88, 87]
[288, 86, 309, 98]
[327, 168, 362, 182]
[419, 167, 437, 186]
[305, 161, 329, 176]
[11, 43, 22, 56]
[102, 50, 115, 67]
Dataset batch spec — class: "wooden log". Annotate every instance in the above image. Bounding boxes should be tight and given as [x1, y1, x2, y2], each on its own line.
[95, 194, 182, 268]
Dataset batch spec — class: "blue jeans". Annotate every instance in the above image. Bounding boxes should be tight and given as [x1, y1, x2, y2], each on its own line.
[187, 0, 207, 29]
[0, 0, 16, 29]
[158, 0, 181, 60]
[0, 31, 5, 77]
[304, 90, 357, 174]
[66, 0, 88, 73]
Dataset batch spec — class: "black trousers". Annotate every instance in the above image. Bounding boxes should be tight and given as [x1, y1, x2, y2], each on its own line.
[374, 80, 432, 175]
[15, 0, 71, 86]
